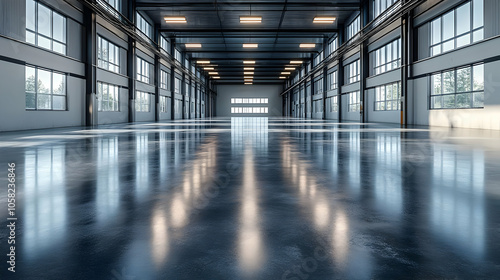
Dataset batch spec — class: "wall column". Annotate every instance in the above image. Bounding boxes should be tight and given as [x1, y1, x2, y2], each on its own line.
[84, 6, 97, 126]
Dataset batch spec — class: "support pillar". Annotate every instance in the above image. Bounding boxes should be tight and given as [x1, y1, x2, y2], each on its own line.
[84, 6, 97, 127]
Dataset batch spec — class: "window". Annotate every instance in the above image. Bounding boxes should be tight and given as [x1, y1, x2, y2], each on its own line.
[160, 70, 170, 90]
[430, 0, 483, 57]
[327, 38, 338, 56]
[231, 107, 269, 114]
[314, 100, 323, 113]
[135, 91, 150, 112]
[26, 0, 67, 54]
[160, 36, 170, 53]
[97, 0, 120, 17]
[136, 12, 152, 38]
[136, 57, 150, 83]
[430, 64, 484, 109]
[329, 96, 338, 112]
[160, 96, 168, 113]
[314, 77, 323, 95]
[174, 49, 182, 61]
[375, 82, 401, 111]
[97, 82, 119, 112]
[348, 91, 361, 112]
[374, 0, 399, 19]
[346, 60, 360, 84]
[97, 36, 120, 73]
[25, 66, 66, 110]
[346, 15, 360, 41]
[231, 98, 268, 104]
[314, 52, 324, 66]
[372, 39, 401, 75]
[328, 71, 337, 90]
[174, 77, 182, 93]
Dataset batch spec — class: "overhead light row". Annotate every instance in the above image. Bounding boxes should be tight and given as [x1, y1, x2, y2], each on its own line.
[167, 16, 335, 24]
[186, 43, 313, 48]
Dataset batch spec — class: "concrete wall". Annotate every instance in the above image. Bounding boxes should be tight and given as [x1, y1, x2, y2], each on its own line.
[216, 84, 283, 117]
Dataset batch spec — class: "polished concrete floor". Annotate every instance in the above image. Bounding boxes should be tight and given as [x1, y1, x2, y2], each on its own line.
[1, 118, 500, 279]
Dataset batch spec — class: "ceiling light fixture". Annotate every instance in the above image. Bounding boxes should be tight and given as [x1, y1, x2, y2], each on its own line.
[185, 43, 202, 48]
[284, 67, 295, 70]
[244, 67, 254, 70]
[245, 82, 253, 85]
[313, 17, 336, 24]
[290, 60, 303, 64]
[203, 67, 215, 70]
[281, 72, 291, 75]
[209, 72, 218, 75]
[243, 60, 256, 64]
[279, 76, 287, 79]
[244, 76, 253, 79]
[244, 79, 253, 82]
[240, 16, 262, 23]
[197, 60, 211, 64]
[213, 76, 220, 79]
[243, 43, 259, 48]
[164, 16, 187, 23]
[244, 72, 254, 75]
[300, 43, 316, 48]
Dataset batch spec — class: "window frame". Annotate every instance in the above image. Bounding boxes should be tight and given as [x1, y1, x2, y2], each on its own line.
[26, 0, 67, 55]
[97, 81, 120, 112]
[136, 56, 150, 84]
[97, 36, 120, 73]
[135, 91, 150, 112]
[348, 91, 361, 112]
[25, 66, 67, 111]
[374, 82, 401, 111]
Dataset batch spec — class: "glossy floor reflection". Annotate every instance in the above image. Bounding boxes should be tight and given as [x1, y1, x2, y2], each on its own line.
[1, 118, 500, 279]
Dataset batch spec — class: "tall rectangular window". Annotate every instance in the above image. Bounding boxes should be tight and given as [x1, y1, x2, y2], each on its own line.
[328, 38, 337, 56]
[160, 96, 168, 113]
[135, 91, 150, 112]
[348, 91, 361, 112]
[25, 66, 66, 110]
[430, 0, 483, 56]
[97, 82, 119, 112]
[97, 36, 120, 73]
[328, 71, 337, 90]
[329, 96, 338, 112]
[375, 82, 401, 111]
[374, 0, 399, 19]
[26, 0, 67, 54]
[174, 49, 182, 61]
[174, 77, 182, 93]
[430, 64, 484, 109]
[373, 38, 401, 75]
[160, 70, 170, 90]
[346, 60, 360, 84]
[136, 57, 150, 83]
[346, 15, 360, 41]
[160, 36, 170, 53]
[136, 12, 152, 38]
[314, 77, 323, 94]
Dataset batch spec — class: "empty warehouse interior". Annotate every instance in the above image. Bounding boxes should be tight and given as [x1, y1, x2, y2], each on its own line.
[1, 0, 500, 278]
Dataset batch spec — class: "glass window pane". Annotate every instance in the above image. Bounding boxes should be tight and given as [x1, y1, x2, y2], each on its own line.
[26, 67, 36, 92]
[473, 0, 484, 29]
[456, 34, 470, 48]
[473, 64, 484, 91]
[443, 95, 455, 108]
[473, 91, 484, 107]
[456, 93, 471, 108]
[431, 45, 441, 56]
[53, 42, 65, 54]
[456, 3, 471, 35]
[37, 94, 51, 109]
[26, 92, 36, 109]
[52, 72, 65, 95]
[431, 18, 441, 45]
[386, 85, 392, 100]
[52, 13, 65, 42]
[456, 67, 471, 92]
[37, 35, 51, 49]
[37, 4, 52, 36]
[37, 69, 51, 94]
[442, 11, 454, 41]
[431, 96, 442, 109]
[443, 71, 455, 93]
[26, 0, 36, 30]
[473, 29, 484, 42]
[26, 30, 36, 44]
[53, 95, 66, 110]
[442, 40, 454, 52]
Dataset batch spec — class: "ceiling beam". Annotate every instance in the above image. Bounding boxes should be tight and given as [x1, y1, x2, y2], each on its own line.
[136, 2, 360, 8]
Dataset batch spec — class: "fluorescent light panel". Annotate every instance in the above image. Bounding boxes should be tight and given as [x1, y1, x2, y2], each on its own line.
[244, 67, 254, 70]
[281, 72, 291, 75]
[290, 60, 302, 64]
[164, 16, 187, 23]
[203, 67, 215, 70]
[240, 16, 262, 23]
[208, 72, 218, 75]
[284, 67, 295, 70]
[185, 43, 202, 48]
[244, 72, 254, 75]
[313, 17, 336, 23]
[244, 76, 253, 79]
[197, 60, 210, 64]
[279, 76, 287, 79]
[300, 43, 316, 48]
[245, 82, 253, 85]
[243, 43, 259, 48]
[243, 61, 256, 64]
[213, 76, 220, 79]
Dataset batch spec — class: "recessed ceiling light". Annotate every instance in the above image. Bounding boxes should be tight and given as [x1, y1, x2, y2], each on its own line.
[243, 43, 259, 48]
[197, 60, 211, 64]
[281, 72, 291, 75]
[244, 79, 253, 82]
[290, 60, 303, 64]
[313, 17, 336, 23]
[279, 76, 287, 79]
[203, 67, 215, 70]
[244, 67, 254, 70]
[300, 43, 316, 48]
[244, 76, 253, 79]
[284, 67, 295, 70]
[164, 16, 187, 23]
[243, 61, 256, 64]
[240, 16, 262, 23]
[209, 72, 218, 75]
[213, 76, 220, 79]
[244, 72, 254, 75]
[245, 82, 253, 85]
[185, 43, 202, 48]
